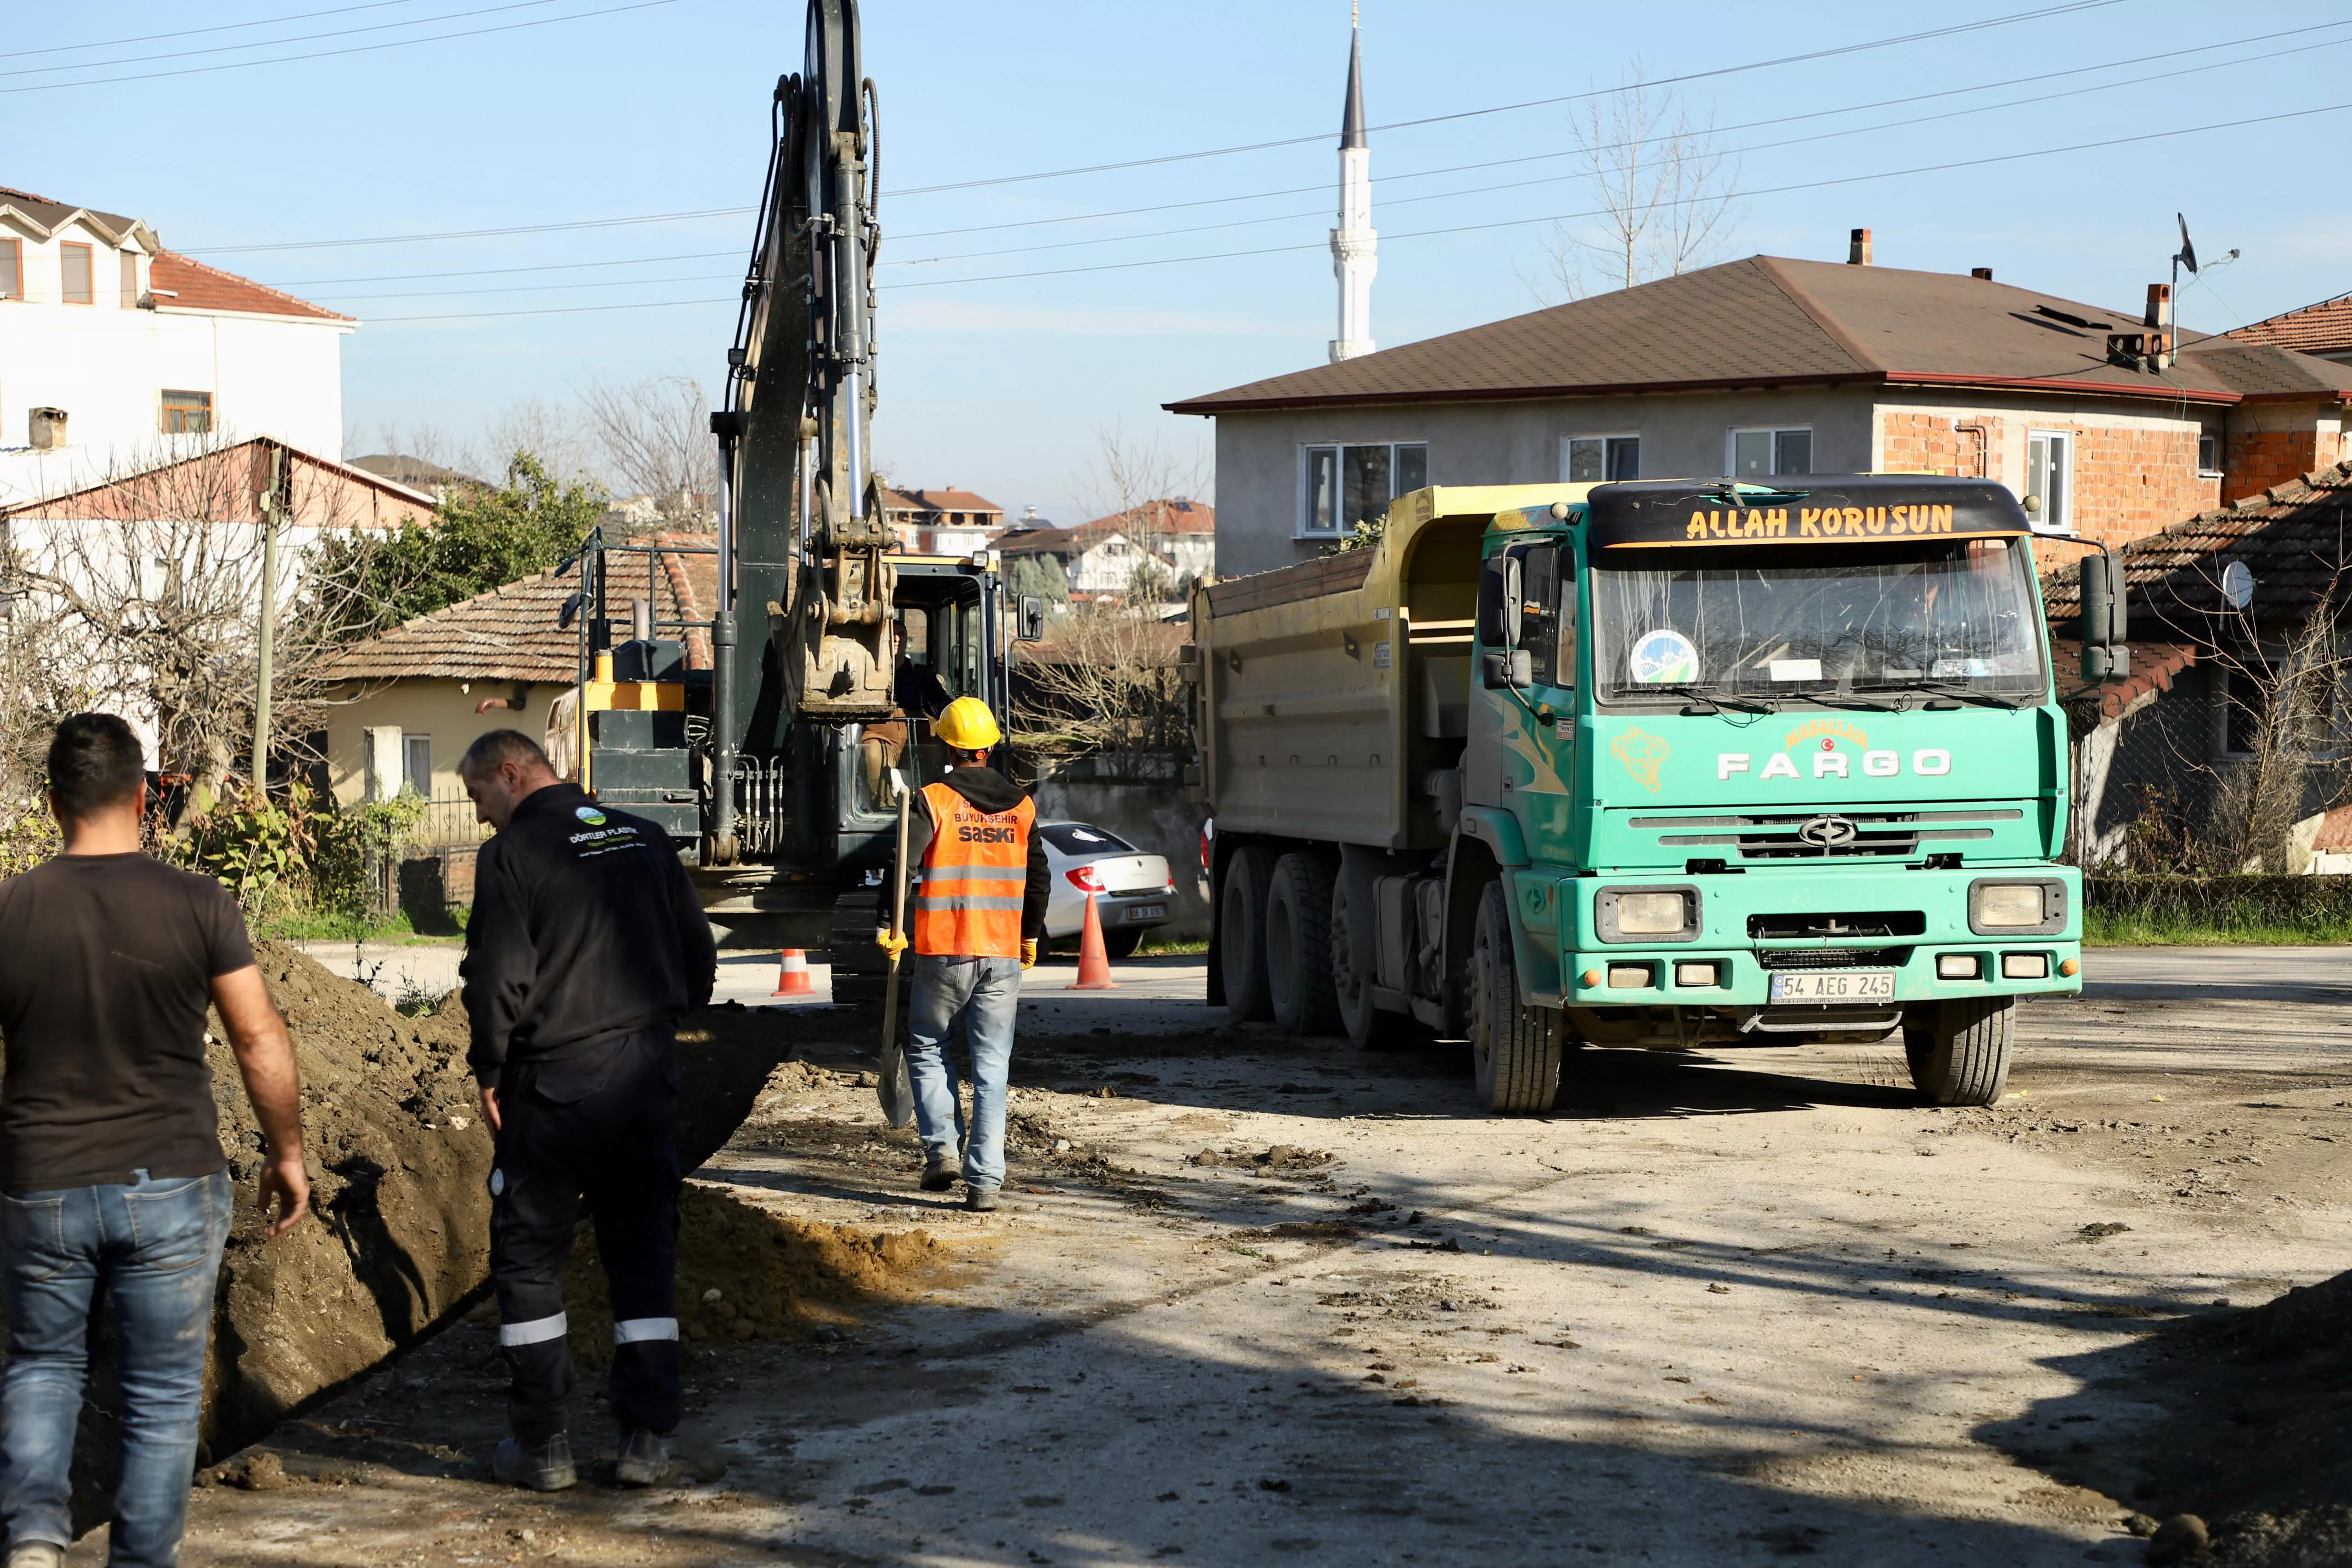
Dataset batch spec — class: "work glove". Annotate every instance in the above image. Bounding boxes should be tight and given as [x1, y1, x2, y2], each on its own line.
[1021, 939, 1038, 970]
[877, 930, 909, 958]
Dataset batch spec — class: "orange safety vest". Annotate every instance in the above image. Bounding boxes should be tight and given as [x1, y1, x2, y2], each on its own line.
[910, 781, 1035, 959]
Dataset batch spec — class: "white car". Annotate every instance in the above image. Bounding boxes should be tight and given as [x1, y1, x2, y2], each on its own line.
[1038, 820, 1175, 958]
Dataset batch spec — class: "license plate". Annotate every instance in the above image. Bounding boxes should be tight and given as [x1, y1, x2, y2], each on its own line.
[1768, 969, 1896, 1004]
[1123, 904, 1167, 922]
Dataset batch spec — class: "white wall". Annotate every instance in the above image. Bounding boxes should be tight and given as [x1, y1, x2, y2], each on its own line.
[0, 216, 347, 459]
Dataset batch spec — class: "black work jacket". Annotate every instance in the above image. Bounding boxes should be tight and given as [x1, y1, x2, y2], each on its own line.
[462, 782, 717, 1082]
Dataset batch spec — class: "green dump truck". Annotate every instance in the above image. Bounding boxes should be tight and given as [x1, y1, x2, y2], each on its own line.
[1189, 475, 2082, 1114]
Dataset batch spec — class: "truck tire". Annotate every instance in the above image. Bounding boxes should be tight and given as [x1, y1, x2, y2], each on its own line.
[1220, 845, 1276, 1023]
[1470, 880, 1560, 1114]
[1331, 868, 1411, 1050]
[1102, 927, 1145, 960]
[1903, 997, 2015, 1106]
[1266, 852, 1343, 1037]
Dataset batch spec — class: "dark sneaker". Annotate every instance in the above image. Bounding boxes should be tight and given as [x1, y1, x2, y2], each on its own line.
[919, 1162, 957, 1193]
[614, 1429, 670, 1488]
[965, 1185, 1001, 1213]
[493, 1433, 577, 1492]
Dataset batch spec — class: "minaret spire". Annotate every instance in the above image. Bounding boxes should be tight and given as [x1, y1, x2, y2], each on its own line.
[1329, 10, 1376, 362]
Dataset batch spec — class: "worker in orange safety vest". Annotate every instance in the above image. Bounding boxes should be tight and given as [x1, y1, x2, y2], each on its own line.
[876, 697, 1049, 1211]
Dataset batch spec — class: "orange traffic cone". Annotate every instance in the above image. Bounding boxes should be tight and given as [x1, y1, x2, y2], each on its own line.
[772, 949, 815, 997]
[1071, 894, 1119, 990]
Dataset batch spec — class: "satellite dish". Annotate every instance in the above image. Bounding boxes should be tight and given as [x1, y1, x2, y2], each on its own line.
[2221, 560, 2254, 609]
[2176, 213, 2199, 276]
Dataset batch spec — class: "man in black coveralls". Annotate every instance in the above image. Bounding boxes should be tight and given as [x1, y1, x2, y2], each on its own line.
[458, 731, 715, 1492]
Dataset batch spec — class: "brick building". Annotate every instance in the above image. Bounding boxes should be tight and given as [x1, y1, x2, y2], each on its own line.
[879, 486, 1004, 555]
[1170, 233, 2352, 580]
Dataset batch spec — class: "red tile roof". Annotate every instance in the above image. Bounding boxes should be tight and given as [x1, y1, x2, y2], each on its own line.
[882, 487, 1002, 515]
[1169, 255, 2352, 415]
[149, 250, 351, 323]
[2227, 293, 2352, 358]
[998, 499, 1213, 557]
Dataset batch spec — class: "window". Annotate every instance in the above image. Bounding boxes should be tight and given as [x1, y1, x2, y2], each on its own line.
[0, 239, 18, 300]
[120, 251, 140, 306]
[401, 735, 431, 796]
[60, 242, 91, 305]
[2024, 431, 2071, 531]
[1731, 427, 1812, 479]
[1565, 434, 1640, 483]
[2199, 433, 2222, 477]
[160, 390, 212, 434]
[1301, 441, 1428, 536]
[1476, 540, 1578, 689]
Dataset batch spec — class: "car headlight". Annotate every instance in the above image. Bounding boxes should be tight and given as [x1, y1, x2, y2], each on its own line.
[1968, 879, 2066, 936]
[1596, 885, 1701, 943]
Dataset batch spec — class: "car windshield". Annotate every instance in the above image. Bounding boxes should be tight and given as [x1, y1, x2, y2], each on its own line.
[1592, 537, 2047, 705]
[1040, 823, 1136, 856]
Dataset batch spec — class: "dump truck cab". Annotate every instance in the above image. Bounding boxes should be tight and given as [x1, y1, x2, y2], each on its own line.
[1193, 475, 2081, 1114]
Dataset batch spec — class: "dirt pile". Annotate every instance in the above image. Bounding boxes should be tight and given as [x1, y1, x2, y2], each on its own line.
[560, 1182, 942, 1364]
[2027, 1269, 2352, 1567]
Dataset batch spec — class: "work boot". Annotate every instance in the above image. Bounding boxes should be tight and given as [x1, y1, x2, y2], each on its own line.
[7, 1542, 65, 1568]
[965, 1184, 1000, 1213]
[492, 1432, 577, 1492]
[919, 1161, 956, 1193]
[614, 1428, 671, 1488]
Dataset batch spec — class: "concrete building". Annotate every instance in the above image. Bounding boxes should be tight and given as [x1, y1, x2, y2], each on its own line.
[997, 499, 1214, 606]
[881, 486, 1004, 554]
[1169, 239, 2352, 580]
[0, 185, 353, 462]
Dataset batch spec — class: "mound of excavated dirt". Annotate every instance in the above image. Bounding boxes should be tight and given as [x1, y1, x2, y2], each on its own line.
[2034, 1269, 2352, 1568]
[560, 1183, 941, 1365]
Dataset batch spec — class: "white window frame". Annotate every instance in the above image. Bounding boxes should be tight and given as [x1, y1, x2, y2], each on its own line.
[1297, 440, 1429, 539]
[2197, 432, 2223, 479]
[2024, 429, 2073, 533]
[1726, 426, 1814, 479]
[401, 734, 431, 797]
[1561, 433, 1640, 484]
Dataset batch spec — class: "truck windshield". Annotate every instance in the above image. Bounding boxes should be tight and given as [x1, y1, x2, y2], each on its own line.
[1592, 537, 2047, 705]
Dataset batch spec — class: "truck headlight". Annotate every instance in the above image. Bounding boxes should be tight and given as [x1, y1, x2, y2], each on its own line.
[1596, 886, 1701, 943]
[1968, 879, 2066, 936]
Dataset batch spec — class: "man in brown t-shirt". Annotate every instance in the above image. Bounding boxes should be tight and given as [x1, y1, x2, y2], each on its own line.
[0, 714, 310, 1568]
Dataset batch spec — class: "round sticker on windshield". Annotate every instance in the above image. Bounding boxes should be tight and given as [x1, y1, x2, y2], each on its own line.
[1628, 629, 1700, 684]
[575, 806, 608, 826]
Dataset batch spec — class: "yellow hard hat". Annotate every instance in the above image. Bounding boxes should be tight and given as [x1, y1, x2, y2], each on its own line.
[933, 696, 1002, 752]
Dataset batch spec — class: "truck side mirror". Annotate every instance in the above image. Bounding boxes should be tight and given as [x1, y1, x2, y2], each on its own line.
[1016, 595, 1046, 641]
[1481, 649, 1535, 689]
[1501, 557, 1524, 648]
[2079, 551, 2130, 682]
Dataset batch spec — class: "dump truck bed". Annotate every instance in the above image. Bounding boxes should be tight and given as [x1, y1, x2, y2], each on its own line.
[1191, 484, 1592, 852]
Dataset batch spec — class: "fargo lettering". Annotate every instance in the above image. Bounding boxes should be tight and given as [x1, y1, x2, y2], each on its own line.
[1718, 750, 1959, 782]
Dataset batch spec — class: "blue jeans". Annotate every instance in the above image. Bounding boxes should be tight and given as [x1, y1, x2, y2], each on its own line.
[904, 953, 1022, 1190]
[1, 1169, 230, 1568]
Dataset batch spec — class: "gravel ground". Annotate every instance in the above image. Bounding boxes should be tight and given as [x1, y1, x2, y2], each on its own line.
[107, 949, 2352, 1567]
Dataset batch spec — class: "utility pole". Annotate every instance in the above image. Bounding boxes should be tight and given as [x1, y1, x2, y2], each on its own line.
[253, 445, 284, 795]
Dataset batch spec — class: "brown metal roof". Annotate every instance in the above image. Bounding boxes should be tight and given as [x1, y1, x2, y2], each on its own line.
[1169, 255, 2346, 414]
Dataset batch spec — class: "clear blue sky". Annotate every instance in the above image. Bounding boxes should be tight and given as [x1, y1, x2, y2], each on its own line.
[8, 0, 2349, 522]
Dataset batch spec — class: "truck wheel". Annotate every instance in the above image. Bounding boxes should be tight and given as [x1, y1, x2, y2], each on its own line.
[1220, 845, 1276, 1022]
[1266, 852, 1342, 1037]
[1903, 997, 2015, 1106]
[1470, 880, 1560, 1114]
[1332, 869, 1411, 1050]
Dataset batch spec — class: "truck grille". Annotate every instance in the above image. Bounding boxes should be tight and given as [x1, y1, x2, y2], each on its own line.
[1631, 808, 2020, 860]
[1753, 946, 1912, 970]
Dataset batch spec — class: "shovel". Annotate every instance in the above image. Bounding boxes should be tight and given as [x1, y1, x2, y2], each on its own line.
[875, 769, 916, 1128]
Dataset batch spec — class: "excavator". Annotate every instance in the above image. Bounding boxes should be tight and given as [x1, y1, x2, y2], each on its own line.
[560, 0, 1043, 1002]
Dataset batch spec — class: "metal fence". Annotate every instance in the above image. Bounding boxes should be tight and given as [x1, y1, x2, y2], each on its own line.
[410, 790, 491, 851]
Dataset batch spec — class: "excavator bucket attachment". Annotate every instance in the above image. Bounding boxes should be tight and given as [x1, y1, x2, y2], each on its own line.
[772, 479, 897, 718]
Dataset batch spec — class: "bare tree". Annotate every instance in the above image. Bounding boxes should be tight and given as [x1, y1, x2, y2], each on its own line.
[1535, 69, 1742, 302]
[1013, 607, 1189, 763]
[582, 375, 719, 518]
[471, 397, 599, 488]
[1075, 424, 1210, 604]
[5, 436, 409, 814]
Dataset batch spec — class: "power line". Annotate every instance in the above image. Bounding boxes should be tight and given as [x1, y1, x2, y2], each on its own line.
[0, 0, 676, 96]
[183, 0, 2121, 254]
[1, 0, 566, 81]
[883, 0, 2128, 197]
[878, 29, 2352, 273]
[357, 93, 2352, 321]
[326, 268, 736, 302]
[277, 248, 740, 287]
[13, 0, 434, 59]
